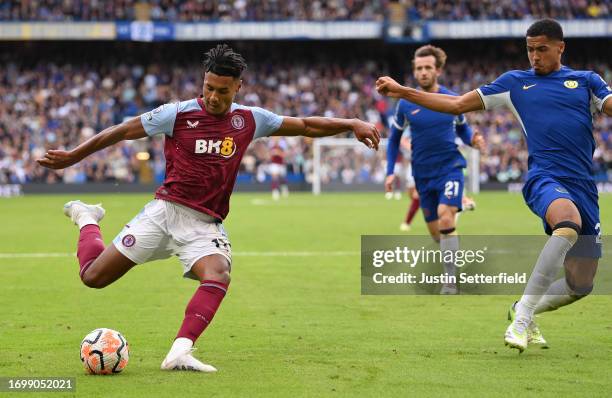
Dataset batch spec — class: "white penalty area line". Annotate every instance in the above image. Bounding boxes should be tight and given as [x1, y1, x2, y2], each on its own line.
[0, 251, 359, 259]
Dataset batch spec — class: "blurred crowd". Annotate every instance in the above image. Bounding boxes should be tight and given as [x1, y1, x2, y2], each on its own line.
[400, 0, 610, 21]
[1, 0, 608, 22]
[0, 45, 610, 186]
[0, 0, 386, 21]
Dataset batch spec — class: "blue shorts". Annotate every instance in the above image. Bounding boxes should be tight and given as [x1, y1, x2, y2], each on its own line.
[522, 174, 601, 258]
[415, 169, 464, 223]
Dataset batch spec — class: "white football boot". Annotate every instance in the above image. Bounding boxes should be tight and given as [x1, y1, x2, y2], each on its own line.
[63, 200, 105, 228]
[508, 302, 547, 347]
[399, 222, 411, 232]
[161, 348, 217, 373]
[440, 283, 458, 295]
[504, 317, 529, 353]
[462, 196, 476, 211]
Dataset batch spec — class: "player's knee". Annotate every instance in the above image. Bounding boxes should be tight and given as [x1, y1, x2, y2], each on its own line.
[548, 200, 582, 230]
[566, 277, 593, 299]
[81, 269, 107, 289]
[210, 261, 231, 285]
[216, 269, 231, 285]
[437, 207, 455, 227]
[438, 214, 455, 231]
[552, 221, 581, 245]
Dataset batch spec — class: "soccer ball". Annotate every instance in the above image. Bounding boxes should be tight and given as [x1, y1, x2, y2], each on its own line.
[80, 328, 129, 375]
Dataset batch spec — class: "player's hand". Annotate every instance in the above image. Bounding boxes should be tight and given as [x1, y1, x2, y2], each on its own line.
[471, 132, 486, 153]
[376, 76, 405, 98]
[352, 120, 380, 150]
[384, 175, 396, 193]
[36, 149, 80, 170]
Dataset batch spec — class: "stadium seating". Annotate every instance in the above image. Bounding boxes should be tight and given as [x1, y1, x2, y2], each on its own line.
[1, 1, 607, 22]
[0, 43, 609, 185]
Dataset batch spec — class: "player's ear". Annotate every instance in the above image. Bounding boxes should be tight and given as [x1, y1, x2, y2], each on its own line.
[558, 41, 565, 55]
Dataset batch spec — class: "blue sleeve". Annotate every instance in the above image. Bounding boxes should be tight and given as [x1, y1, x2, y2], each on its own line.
[251, 107, 284, 139]
[140, 103, 178, 137]
[386, 101, 409, 176]
[386, 125, 403, 176]
[588, 72, 612, 112]
[476, 71, 516, 110]
[455, 114, 473, 146]
[390, 100, 409, 130]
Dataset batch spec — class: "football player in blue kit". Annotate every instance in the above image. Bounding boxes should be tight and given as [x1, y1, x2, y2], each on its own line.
[376, 19, 611, 352]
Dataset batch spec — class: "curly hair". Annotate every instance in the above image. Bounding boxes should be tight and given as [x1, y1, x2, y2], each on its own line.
[203, 44, 247, 78]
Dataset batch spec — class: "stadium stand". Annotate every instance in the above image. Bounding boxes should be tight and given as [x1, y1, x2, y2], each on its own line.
[1, 40, 609, 186]
[1, 0, 608, 22]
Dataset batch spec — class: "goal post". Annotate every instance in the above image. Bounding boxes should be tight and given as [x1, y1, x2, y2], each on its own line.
[311, 137, 480, 195]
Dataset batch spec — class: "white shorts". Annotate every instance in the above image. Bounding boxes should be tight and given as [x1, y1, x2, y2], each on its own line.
[267, 163, 287, 177]
[113, 199, 232, 280]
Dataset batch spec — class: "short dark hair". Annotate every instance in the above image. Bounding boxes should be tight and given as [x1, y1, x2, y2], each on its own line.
[203, 44, 247, 78]
[526, 19, 564, 41]
[413, 45, 447, 69]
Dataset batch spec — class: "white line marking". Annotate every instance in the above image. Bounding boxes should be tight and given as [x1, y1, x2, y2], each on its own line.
[1, 249, 609, 260]
[0, 253, 75, 258]
[234, 251, 358, 257]
[0, 251, 359, 259]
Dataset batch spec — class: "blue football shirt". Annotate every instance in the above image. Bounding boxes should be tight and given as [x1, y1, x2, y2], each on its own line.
[387, 85, 473, 178]
[477, 66, 612, 180]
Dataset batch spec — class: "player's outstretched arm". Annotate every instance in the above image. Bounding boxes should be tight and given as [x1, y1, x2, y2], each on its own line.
[271, 116, 380, 150]
[37, 117, 147, 170]
[376, 76, 483, 115]
[604, 97, 612, 116]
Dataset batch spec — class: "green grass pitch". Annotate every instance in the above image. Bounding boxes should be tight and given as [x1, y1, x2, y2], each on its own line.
[1, 192, 611, 397]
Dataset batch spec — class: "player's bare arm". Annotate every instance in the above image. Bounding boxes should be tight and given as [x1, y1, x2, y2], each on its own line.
[376, 76, 484, 115]
[604, 96, 612, 116]
[36, 117, 147, 170]
[272, 116, 380, 150]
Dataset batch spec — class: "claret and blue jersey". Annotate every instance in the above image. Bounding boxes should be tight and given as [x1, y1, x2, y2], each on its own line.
[477, 66, 611, 257]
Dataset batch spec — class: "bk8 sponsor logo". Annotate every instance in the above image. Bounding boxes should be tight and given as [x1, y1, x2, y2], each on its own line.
[194, 137, 237, 158]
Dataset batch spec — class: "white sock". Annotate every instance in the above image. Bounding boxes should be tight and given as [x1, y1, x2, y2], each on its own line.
[440, 234, 459, 280]
[77, 215, 98, 230]
[167, 337, 193, 358]
[515, 235, 575, 323]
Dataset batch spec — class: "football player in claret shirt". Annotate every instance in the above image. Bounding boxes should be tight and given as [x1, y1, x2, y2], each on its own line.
[377, 19, 612, 352]
[37, 44, 380, 371]
[268, 137, 289, 200]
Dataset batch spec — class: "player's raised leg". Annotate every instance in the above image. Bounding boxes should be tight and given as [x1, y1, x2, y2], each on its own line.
[161, 254, 230, 372]
[64, 200, 137, 288]
[505, 198, 581, 352]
